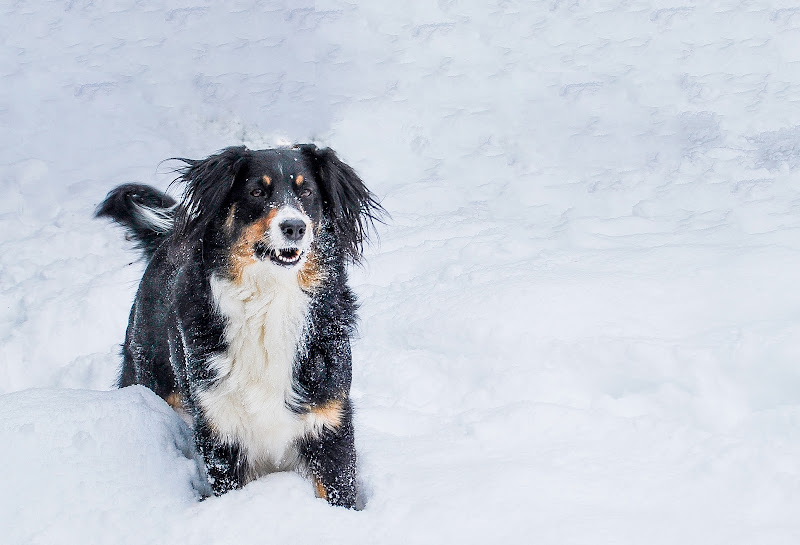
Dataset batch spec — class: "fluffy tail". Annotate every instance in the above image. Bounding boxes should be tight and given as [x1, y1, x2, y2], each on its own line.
[95, 183, 177, 260]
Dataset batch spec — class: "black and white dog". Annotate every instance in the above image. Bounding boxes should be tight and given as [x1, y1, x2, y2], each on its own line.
[97, 145, 383, 508]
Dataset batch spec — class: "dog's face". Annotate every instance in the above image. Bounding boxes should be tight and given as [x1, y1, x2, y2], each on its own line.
[174, 145, 384, 278]
[224, 150, 323, 272]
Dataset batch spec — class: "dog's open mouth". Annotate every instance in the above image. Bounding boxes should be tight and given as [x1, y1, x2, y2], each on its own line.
[254, 242, 303, 267]
[271, 247, 303, 266]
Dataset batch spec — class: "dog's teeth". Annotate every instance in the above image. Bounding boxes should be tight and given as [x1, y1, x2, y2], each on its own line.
[267, 247, 302, 266]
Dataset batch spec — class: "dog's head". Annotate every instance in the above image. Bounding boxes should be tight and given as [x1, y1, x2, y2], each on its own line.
[173, 146, 383, 278]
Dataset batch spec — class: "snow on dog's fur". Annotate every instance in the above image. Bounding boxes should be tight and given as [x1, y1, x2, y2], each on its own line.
[96, 145, 383, 508]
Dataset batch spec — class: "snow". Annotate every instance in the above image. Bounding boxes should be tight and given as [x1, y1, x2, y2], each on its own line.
[0, 386, 208, 545]
[2, 0, 800, 543]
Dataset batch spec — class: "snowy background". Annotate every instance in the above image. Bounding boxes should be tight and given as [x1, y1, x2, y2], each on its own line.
[2, 0, 800, 543]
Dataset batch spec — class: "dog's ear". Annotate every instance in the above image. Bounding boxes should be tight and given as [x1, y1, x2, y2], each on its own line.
[299, 144, 385, 263]
[172, 146, 248, 239]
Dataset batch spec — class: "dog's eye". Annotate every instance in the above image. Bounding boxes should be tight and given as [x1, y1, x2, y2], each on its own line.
[251, 188, 264, 197]
[299, 188, 311, 197]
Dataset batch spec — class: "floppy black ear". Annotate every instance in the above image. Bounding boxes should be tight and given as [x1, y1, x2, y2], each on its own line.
[172, 146, 248, 239]
[299, 144, 385, 263]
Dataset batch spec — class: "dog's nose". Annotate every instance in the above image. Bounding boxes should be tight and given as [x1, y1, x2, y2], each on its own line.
[280, 219, 306, 242]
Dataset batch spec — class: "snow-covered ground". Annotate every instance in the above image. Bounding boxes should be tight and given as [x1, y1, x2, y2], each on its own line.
[2, 1, 800, 543]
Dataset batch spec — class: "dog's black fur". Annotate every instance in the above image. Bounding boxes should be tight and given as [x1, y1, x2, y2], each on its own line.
[97, 145, 383, 508]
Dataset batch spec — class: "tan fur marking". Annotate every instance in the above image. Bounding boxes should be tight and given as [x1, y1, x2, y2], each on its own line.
[262, 175, 271, 185]
[298, 250, 326, 291]
[313, 478, 328, 500]
[309, 399, 344, 430]
[295, 174, 304, 186]
[165, 392, 183, 410]
[228, 209, 278, 283]
[224, 204, 237, 234]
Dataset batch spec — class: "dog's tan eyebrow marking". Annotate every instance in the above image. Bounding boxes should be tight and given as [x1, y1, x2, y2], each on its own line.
[262, 175, 271, 186]
[295, 174, 304, 186]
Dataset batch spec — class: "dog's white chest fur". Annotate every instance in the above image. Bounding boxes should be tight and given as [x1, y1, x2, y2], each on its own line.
[200, 264, 311, 474]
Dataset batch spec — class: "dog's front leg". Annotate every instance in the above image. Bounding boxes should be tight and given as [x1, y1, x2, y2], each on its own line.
[193, 416, 245, 496]
[301, 401, 358, 509]
[174, 264, 244, 496]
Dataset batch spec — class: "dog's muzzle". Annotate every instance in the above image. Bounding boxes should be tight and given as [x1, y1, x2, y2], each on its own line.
[253, 208, 312, 268]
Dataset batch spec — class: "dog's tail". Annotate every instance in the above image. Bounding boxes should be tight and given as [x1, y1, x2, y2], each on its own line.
[96, 184, 177, 260]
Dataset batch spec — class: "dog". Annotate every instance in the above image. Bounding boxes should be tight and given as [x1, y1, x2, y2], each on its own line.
[96, 145, 383, 508]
